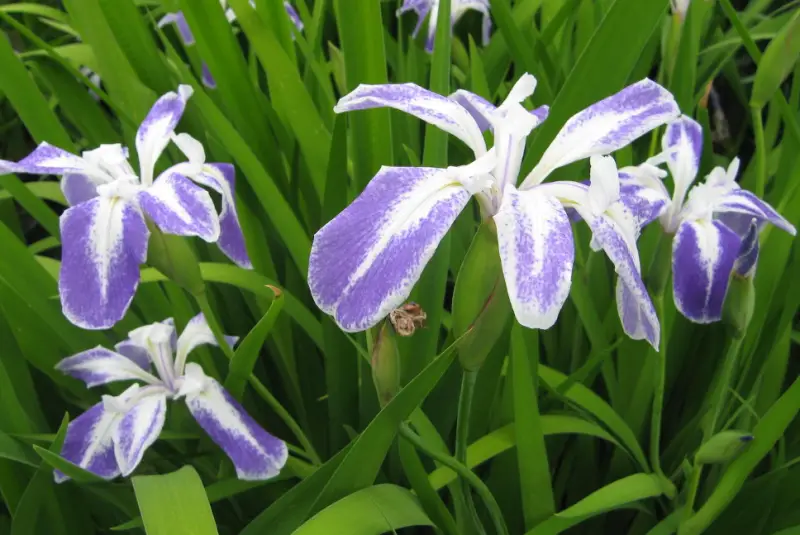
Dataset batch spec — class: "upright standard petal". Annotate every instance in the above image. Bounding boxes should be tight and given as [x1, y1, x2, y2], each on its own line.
[57, 402, 121, 482]
[16, 143, 88, 175]
[494, 186, 574, 329]
[179, 364, 288, 481]
[672, 220, 741, 323]
[491, 103, 542, 194]
[158, 12, 196, 45]
[334, 83, 486, 155]
[663, 116, 703, 208]
[522, 79, 680, 188]
[309, 165, 472, 331]
[191, 164, 252, 268]
[589, 216, 660, 348]
[62, 174, 99, 206]
[136, 86, 193, 186]
[139, 172, 220, 242]
[59, 197, 150, 329]
[113, 390, 167, 477]
[56, 347, 159, 387]
[174, 313, 238, 375]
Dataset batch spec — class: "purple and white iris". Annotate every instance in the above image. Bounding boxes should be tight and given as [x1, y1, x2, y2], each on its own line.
[54, 314, 288, 482]
[309, 74, 680, 347]
[397, 0, 491, 52]
[13, 86, 251, 330]
[619, 115, 795, 323]
[159, 1, 304, 88]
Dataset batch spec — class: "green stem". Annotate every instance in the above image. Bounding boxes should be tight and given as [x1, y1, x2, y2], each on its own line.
[455, 369, 481, 533]
[195, 293, 322, 465]
[399, 423, 509, 535]
[683, 337, 743, 519]
[751, 105, 767, 198]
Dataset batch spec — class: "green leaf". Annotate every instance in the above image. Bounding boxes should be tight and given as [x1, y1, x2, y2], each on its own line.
[751, 9, 800, 108]
[526, 474, 665, 535]
[33, 445, 107, 484]
[292, 484, 434, 535]
[224, 286, 284, 400]
[0, 431, 38, 468]
[511, 324, 555, 528]
[132, 466, 219, 535]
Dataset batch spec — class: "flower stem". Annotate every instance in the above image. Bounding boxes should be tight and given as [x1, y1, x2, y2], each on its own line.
[399, 423, 509, 535]
[195, 293, 322, 465]
[455, 369, 481, 533]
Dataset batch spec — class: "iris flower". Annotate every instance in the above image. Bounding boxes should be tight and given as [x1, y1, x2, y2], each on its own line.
[159, 1, 304, 88]
[397, 0, 491, 52]
[619, 116, 795, 323]
[12, 85, 251, 329]
[54, 314, 287, 482]
[309, 74, 680, 347]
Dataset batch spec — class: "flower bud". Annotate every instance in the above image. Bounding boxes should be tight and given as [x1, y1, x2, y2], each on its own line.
[452, 220, 511, 371]
[723, 274, 755, 340]
[371, 321, 401, 407]
[695, 430, 753, 464]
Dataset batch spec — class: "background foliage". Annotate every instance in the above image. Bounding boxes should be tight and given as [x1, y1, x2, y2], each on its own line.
[0, 0, 799, 534]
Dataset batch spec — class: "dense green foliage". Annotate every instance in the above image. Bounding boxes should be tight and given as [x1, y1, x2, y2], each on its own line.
[0, 0, 799, 534]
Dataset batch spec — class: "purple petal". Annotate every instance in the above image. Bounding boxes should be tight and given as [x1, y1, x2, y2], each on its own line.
[663, 116, 703, 203]
[334, 83, 486, 155]
[192, 164, 252, 268]
[16, 143, 87, 175]
[715, 189, 796, 235]
[731, 218, 759, 278]
[56, 402, 120, 483]
[180, 364, 288, 481]
[56, 346, 158, 387]
[397, 0, 432, 38]
[531, 105, 550, 123]
[114, 340, 151, 370]
[494, 186, 574, 329]
[139, 172, 220, 241]
[284, 2, 304, 32]
[62, 174, 99, 206]
[672, 220, 741, 323]
[157, 12, 196, 46]
[619, 181, 669, 229]
[201, 63, 217, 89]
[449, 90, 496, 132]
[113, 391, 167, 477]
[136, 86, 193, 185]
[589, 215, 659, 348]
[309, 166, 471, 332]
[59, 197, 149, 329]
[524, 79, 680, 187]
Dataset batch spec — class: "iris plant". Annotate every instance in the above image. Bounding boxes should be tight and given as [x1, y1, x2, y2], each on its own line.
[54, 314, 287, 482]
[159, 1, 303, 88]
[10, 85, 251, 329]
[620, 116, 795, 323]
[309, 74, 680, 348]
[397, 0, 491, 52]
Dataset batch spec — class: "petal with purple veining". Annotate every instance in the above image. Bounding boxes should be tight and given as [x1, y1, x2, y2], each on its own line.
[136, 86, 193, 185]
[309, 165, 472, 332]
[16, 143, 88, 175]
[494, 186, 574, 329]
[334, 83, 486, 155]
[715, 189, 796, 235]
[56, 402, 121, 482]
[180, 364, 288, 481]
[56, 346, 158, 387]
[139, 172, 220, 242]
[523, 79, 680, 187]
[113, 390, 167, 477]
[59, 197, 149, 330]
[672, 220, 741, 323]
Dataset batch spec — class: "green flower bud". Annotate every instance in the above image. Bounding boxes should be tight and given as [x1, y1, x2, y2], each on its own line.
[695, 430, 754, 464]
[723, 275, 755, 340]
[371, 321, 401, 407]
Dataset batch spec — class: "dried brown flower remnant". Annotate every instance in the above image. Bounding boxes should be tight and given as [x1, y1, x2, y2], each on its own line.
[389, 302, 427, 336]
